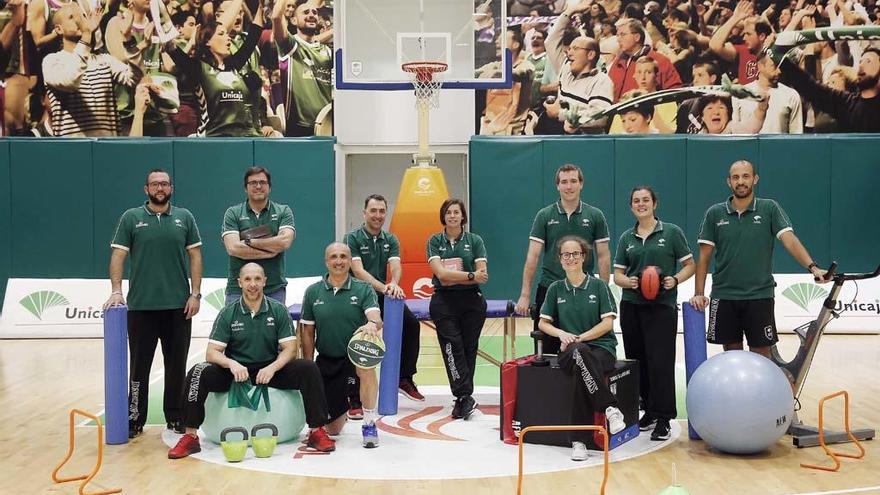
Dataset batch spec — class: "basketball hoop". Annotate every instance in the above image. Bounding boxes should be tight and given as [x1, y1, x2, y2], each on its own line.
[402, 61, 448, 109]
[401, 61, 447, 166]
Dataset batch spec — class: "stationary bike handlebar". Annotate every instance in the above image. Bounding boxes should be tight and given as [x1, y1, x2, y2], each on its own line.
[835, 263, 880, 282]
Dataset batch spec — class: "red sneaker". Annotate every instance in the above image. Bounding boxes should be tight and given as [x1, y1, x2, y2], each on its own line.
[348, 405, 364, 420]
[399, 379, 425, 402]
[306, 427, 336, 452]
[168, 433, 201, 459]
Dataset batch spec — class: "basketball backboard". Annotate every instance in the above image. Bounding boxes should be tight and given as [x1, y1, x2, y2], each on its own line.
[335, 0, 512, 90]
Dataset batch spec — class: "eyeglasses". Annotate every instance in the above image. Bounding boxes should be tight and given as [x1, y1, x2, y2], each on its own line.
[247, 180, 270, 187]
[148, 181, 171, 189]
[300, 8, 319, 15]
[560, 252, 584, 260]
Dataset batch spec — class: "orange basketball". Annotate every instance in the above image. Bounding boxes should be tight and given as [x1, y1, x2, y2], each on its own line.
[640, 266, 661, 301]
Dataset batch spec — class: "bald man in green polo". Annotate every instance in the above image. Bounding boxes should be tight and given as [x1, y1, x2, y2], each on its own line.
[689, 160, 829, 357]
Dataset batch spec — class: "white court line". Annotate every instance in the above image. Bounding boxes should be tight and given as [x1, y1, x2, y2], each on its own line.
[77, 344, 208, 427]
[783, 487, 880, 495]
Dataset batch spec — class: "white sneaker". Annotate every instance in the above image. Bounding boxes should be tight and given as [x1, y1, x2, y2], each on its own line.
[571, 441, 589, 461]
[605, 406, 626, 435]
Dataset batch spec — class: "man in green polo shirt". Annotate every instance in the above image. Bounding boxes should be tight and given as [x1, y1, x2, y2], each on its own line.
[689, 160, 828, 357]
[103, 169, 203, 439]
[168, 263, 336, 459]
[301, 242, 384, 448]
[222, 166, 295, 305]
[515, 163, 612, 355]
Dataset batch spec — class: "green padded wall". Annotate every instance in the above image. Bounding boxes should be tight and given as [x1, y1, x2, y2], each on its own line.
[0, 141, 9, 304]
[92, 139, 175, 278]
[613, 137, 687, 245]
[10, 140, 95, 277]
[758, 136, 831, 273]
[253, 138, 336, 276]
[172, 139, 256, 278]
[469, 137, 543, 300]
[470, 136, 878, 300]
[830, 136, 880, 272]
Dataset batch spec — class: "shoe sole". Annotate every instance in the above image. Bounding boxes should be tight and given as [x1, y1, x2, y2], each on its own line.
[399, 389, 426, 402]
[571, 456, 589, 462]
[308, 443, 336, 452]
[168, 447, 201, 459]
[639, 422, 657, 432]
[462, 402, 480, 420]
[650, 434, 670, 441]
[362, 441, 379, 449]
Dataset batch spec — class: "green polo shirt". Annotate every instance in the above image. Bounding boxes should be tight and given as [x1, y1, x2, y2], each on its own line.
[426, 230, 488, 291]
[208, 296, 296, 365]
[222, 200, 295, 295]
[613, 220, 693, 308]
[110, 203, 202, 311]
[300, 275, 380, 358]
[539, 276, 618, 356]
[529, 201, 610, 287]
[344, 225, 401, 284]
[698, 196, 793, 300]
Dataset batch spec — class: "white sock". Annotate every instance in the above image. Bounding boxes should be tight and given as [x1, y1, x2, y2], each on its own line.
[363, 407, 378, 425]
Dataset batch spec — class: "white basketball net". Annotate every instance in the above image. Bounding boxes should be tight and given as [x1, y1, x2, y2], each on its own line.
[403, 62, 447, 109]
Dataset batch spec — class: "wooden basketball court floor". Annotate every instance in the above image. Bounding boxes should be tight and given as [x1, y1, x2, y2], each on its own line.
[3, 322, 879, 495]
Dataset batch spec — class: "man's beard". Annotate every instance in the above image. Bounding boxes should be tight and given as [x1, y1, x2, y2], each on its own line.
[733, 185, 752, 199]
[149, 192, 172, 205]
[857, 71, 879, 91]
[298, 25, 320, 36]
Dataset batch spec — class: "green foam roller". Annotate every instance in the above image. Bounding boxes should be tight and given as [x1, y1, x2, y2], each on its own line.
[202, 388, 306, 445]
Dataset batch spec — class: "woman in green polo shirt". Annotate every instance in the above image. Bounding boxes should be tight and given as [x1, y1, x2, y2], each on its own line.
[165, 0, 263, 137]
[612, 186, 694, 442]
[538, 235, 626, 462]
[427, 198, 489, 421]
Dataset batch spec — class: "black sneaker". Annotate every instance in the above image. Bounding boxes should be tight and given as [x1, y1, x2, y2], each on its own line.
[451, 397, 463, 419]
[128, 424, 144, 439]
[638, 413, 657, 432]
[459, 395, 478, 420]
[651, 419, 671, 441]
[167, 421, 186, 434]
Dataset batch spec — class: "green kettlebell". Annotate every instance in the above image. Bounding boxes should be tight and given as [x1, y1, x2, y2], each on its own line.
[251, 423, 279, 458]
[220, 426, 249, 462]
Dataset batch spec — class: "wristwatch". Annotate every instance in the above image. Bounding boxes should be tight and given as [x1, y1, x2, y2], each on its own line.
[191, 293, 202, 300]
[467, 272, 475, 281]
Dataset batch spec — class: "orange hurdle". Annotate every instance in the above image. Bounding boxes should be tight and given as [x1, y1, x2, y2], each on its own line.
[517, 425, 609, 495]
[52, 408, 122, 495]
[800, 390, 866, 472]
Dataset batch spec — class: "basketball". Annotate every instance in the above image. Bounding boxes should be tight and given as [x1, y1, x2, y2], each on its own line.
[640, 265, 662, 301]
[347, 331, 386, 369]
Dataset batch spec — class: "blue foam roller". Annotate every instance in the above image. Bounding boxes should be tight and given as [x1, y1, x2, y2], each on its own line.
[103, 305, 129, 445]
[683, 303, 708, 440]
[378, 297, 404, 416]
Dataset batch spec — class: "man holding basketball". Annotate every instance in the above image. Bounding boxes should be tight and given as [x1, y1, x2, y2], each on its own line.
[169, 263, 335, 459]
[301, 243, 384, 448]
[516, 163, 611, 355]
[689, 160, 828, 357]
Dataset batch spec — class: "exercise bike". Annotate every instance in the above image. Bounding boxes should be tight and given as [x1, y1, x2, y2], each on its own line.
[770, 262, 880, 448]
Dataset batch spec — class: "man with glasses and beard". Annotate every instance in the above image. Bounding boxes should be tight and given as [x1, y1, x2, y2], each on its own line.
[688, 160, 827, 357]
[779, 47, 880, 132]
[270, 0, 332, 136]
[103, 169, 204, 439]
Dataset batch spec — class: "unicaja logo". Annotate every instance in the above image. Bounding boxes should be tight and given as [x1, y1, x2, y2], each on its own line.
[19, 290, 70, 320]
[205, 288, 227, 311]
[782, 283, 828, 311]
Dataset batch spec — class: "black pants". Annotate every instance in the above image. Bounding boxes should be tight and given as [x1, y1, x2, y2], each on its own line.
[558, 342, 618, 443]
[181, 360, 329, 429]
[620, 301, 677, 420]
[429, 289, 487, 398]
[532, 285, 562, 355]
[127, 309, 192, 428]
[347, 293, 421, 403]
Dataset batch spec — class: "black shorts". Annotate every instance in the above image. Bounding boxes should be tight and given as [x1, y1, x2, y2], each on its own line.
[707, 298, 777, 347]
[316, 354, 354, 421]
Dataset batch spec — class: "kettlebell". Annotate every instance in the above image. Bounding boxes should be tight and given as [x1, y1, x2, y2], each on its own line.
[251, 423, 279, 458]
[220, 426, 249, 463]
